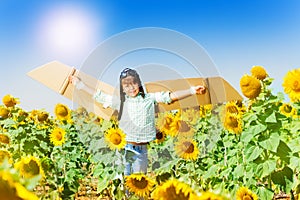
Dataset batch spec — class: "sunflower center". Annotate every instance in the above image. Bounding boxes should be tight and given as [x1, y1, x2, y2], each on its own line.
[132, 177, 148, 189]
[165, 186, 189, 200]
[183, 141, 194, 153]
[283, 105, 292, 113]
[228, 117, 238, 128]
[0, 135, 10, 144]
[24, 160, 40, 176]
[38, 113, 48, 122]
[227, 105, 239, 114]
[179, 121, 190, 132]
[163, 117, 173, 130]
[110, 133, 122, 145]
[57, 107, 68, 117]
[156, 131, 163, 140]
[292, 80, 300, 91]
[55, 132, 63, 141]
[243, 194, 253, 200]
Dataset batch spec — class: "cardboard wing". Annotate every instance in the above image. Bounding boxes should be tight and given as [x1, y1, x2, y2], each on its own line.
[145, 77, 243, 112]
[27, 61, 116, 120]
[27, 61, 243, 119]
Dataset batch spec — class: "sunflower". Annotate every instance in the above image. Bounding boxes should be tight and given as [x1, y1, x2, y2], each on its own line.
[225, 101, 242, 115]
[28, 110, 38, 121]
[223, 113, 242, 134]
[155, 130, 166, 144]
[236, 187, 258, 200]
[15, 182, 40, 200]
[199, 104, 213, 118]
[0, 170, 39, 200]
[50, 127, 66, 146]
[0, 133, 10, 145]
[15, 156, 45, 179]
[279, 103, 297, 118]
[251, 65, 268, 80]
[156, 112, 175, 134]
[105, 127, 126, 150]
[87, 112, 103, 125]
[240, 75, 261, 99]
[199, 191, 225, 200]
[0, 149, 11, 164]
[174, 138, 199, 160]
[0, 106, 10, 119]
[37, 111, 49, 122]
[152, 179, 198, 200]
[125, 173, 155, 198]
[282, 68, 300, 102]
[180, 108, 199, 125]
[76, 106, 88, 116]
[169, 116, 194, 138]
[2, 94, 19, 107]
[54, 103, 71, 121]
[156, 113, 174, 133]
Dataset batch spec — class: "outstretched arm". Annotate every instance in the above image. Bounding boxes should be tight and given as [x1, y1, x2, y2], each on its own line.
[68, 75, 95, 95]
[169, 85, 206, 101]
[69, 75, 113, 108]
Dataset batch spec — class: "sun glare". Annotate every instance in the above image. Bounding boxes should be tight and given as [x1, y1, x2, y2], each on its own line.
[36, 4, 100, 60]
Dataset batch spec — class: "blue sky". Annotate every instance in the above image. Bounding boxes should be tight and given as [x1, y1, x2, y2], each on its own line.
[1, 0, 300, 113]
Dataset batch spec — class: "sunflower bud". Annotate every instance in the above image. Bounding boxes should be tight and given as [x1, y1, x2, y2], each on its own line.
[240, 75, 261, 99]
[2, 94, 19, 107]
[0, 107, 9, 119]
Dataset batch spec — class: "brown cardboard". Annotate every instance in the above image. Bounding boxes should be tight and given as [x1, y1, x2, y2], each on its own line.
[145, 77, 242, 112]
[27, 61, 243, 120]
[27, 61, 116, 120]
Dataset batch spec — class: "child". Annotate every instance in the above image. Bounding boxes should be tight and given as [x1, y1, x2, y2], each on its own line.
[69, 68, 205, 176]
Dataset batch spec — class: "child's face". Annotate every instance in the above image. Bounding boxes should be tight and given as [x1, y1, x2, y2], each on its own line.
[121, 76, 139, 97]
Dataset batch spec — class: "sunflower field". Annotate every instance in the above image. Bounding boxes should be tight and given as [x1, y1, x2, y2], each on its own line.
[0, 66, 300, 200]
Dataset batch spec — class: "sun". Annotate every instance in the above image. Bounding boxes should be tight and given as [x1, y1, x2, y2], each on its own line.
[36, 4, 100, 59]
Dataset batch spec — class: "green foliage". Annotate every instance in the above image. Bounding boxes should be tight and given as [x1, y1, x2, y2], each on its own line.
[1, 72, 300, 199]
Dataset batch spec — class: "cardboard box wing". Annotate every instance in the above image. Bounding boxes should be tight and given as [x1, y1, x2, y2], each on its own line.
[28, 61, 243, 119]
[27, 61, 116, 120]
[145, 77, 242, 112]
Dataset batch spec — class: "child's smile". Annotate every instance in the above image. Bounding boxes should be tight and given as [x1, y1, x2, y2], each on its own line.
[121, 76, 139, 97]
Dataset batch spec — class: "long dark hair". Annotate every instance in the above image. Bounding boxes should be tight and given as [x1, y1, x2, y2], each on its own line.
[118, 68, 145, 120]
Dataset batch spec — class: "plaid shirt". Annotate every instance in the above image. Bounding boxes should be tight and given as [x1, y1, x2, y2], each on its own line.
[94, 90, 172, 143]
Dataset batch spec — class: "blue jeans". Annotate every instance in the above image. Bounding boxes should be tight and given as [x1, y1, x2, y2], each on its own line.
[124, 143, 148, 175]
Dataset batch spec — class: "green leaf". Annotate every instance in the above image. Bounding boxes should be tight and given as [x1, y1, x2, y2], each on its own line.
[243, 112, 258, 124]
[290, 120, 300, 134]
[276, 141, 291, 163]
[288, 137, 300, 153]
[265, 112, 277, 123]
[289, 156, 300, 171]
[88, 137, 106, 153]
[245, 145, 263, 162]
[241, 124, 267, 143]
[93, 163, 105, 177]
[257, 187, 274, 200]
[97, 177, 110, 193]
[255, 159, 276, 178]
[203, 164, 218, 179]
[219, 167, 232, 179]
[259, 132, 280, 152]
[271, 166, 293, 191]
[97, 170, 117, 193]
[233, 164, 244, 178]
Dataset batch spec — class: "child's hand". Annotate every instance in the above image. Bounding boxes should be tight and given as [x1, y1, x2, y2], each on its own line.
[68, 75, 81, 85]
[193, 85, 206, 95]
[69, 75, 85, 90]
